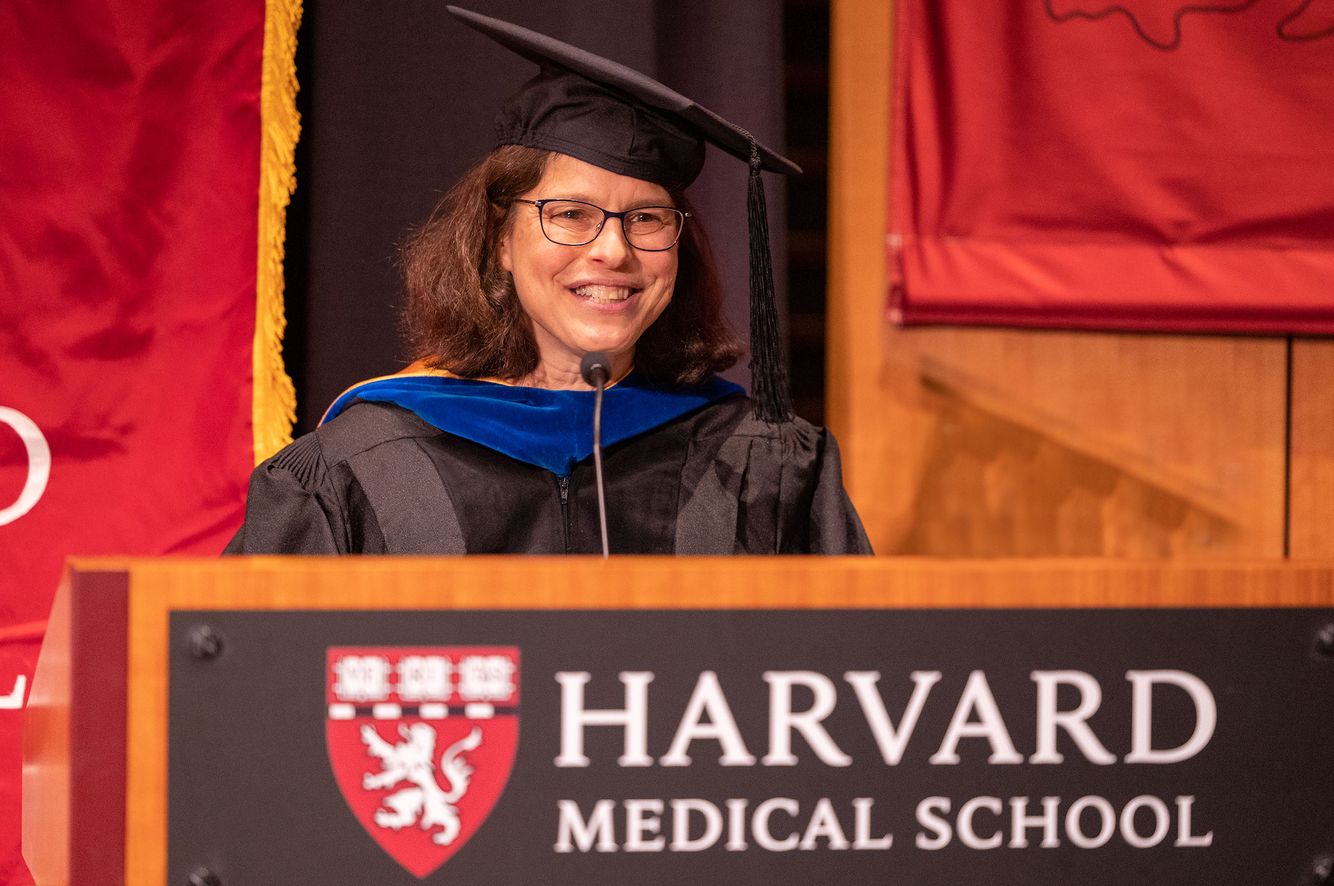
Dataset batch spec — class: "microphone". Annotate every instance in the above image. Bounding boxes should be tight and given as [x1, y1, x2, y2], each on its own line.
[579, 351, 611, 388]
[579, 352, 612, 558]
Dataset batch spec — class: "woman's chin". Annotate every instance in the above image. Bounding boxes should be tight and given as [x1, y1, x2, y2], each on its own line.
[566, 326, 641, 359]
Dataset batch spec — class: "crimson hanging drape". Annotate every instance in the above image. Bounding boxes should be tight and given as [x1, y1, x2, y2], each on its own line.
[0, 1, 296, 879]
[890, 0, 1334, 332]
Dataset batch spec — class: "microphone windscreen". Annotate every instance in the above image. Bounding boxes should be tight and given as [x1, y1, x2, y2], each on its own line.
[580, 351, 612, 387]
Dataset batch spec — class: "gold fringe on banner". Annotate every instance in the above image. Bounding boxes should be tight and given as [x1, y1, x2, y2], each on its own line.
[252, 0, 302, 463]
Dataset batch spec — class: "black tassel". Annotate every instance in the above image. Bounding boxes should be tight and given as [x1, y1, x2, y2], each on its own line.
[745, 139, 794, 423]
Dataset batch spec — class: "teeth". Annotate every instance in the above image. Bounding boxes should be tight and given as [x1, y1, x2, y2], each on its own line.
[574, 285, 634, 303]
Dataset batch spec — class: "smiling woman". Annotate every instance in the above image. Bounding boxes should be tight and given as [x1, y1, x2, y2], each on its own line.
[401, 147, 739, 390]
[224, 7, 870, 555]
[500, 157, 680, 386]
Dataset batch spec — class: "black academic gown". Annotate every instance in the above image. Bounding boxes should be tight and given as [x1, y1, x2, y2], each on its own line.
[224, 395, 871, 555]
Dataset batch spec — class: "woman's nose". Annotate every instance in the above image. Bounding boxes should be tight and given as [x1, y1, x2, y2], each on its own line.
[585, 216, 635, 264]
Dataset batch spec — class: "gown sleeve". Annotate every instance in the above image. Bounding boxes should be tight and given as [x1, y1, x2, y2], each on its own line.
[807, 429, 873, 554]
[223, 403, 457, 554]
[222, 434, 345, 554]
[676, 406, 873, 555]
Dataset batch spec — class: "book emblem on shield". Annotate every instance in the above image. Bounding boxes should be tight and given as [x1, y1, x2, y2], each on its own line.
[326, 646, 520, 878]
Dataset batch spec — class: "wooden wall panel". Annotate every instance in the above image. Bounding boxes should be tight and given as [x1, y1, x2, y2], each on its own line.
[826, 0, 895, 535]
[868, 327, 1287, 556]
[1290, 339, 1334, 558]
[827, 0, 1289, 558]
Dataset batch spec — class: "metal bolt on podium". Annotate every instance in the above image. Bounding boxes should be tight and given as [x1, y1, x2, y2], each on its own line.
[1315, 624, 1334, 658]
[187, 867, 222, 886]
[187, 624, 224, 660]
[1308, 854, 1334, 886]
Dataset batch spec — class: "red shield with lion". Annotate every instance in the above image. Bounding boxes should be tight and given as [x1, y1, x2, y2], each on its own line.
[326, 646, 520, 878]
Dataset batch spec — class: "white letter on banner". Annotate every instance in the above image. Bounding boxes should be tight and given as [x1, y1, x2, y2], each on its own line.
[0, 407, 51, 526]
[0, 675, 27, 711]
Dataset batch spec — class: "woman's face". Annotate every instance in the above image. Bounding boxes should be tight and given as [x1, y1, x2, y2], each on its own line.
[499, 153, 678, 378]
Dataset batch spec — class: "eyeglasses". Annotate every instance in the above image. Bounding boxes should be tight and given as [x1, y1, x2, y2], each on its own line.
[514, 198, 689, 252]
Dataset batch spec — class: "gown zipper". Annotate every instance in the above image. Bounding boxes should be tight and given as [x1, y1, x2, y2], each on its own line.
[557, 474, 571, 553]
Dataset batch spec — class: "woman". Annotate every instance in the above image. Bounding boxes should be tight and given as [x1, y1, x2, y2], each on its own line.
[224, 7, 871, 555]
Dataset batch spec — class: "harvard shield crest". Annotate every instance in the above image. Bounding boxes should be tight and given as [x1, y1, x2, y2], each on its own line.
[326, 646, 520, 878]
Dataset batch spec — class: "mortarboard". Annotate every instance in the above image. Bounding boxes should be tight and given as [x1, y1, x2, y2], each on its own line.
[447, 5, 797, 423]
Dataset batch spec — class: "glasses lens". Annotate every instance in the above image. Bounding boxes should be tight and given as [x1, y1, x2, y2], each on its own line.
[623, 208, 684, 251]
[539, 201, 602, 245]
[536, 201, 684, 250]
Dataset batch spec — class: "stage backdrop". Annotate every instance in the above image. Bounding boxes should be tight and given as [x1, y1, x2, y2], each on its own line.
[890, 0, 1334, 332]
[0, 0, 299, 880]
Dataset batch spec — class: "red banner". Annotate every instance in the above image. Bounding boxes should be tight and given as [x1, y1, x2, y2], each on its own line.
[0, 1, 296, 880]
[890, 0, 1334, 332]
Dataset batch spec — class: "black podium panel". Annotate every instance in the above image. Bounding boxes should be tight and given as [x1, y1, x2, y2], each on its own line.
[169, 608, 1334, 884]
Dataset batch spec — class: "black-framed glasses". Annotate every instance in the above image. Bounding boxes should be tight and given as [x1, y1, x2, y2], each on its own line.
[514, 198, 689, 251]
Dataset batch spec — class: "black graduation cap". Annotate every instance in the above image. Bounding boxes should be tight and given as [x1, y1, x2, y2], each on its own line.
[447, 5, 797, 423]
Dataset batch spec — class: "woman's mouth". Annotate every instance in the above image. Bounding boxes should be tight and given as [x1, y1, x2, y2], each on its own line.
[572, 284, 637, 303]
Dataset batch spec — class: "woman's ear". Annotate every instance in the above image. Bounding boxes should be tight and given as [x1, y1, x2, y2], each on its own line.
[498, 229, 513, 273]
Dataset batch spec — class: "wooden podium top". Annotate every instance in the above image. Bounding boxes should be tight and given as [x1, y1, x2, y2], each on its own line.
[66, 554, 1334, 610]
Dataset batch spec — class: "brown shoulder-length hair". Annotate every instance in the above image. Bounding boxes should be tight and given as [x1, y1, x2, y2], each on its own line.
[400, 145, 741, 384]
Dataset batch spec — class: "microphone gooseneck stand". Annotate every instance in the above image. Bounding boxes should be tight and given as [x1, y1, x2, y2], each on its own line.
[579, 352, 611, 559]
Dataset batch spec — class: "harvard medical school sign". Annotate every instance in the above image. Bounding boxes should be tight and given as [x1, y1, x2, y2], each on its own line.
[548, 667, 1214, 856]
[169, 610, 1334, 884]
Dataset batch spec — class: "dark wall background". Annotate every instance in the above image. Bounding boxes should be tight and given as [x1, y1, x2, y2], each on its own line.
[284, 1, 811, 433]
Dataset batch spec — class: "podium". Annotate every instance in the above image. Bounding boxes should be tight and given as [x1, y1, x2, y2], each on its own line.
[23, 557, 1334, 885]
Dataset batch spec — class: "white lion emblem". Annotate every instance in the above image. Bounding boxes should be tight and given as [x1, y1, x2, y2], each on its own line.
[361, 723, 483, 846]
